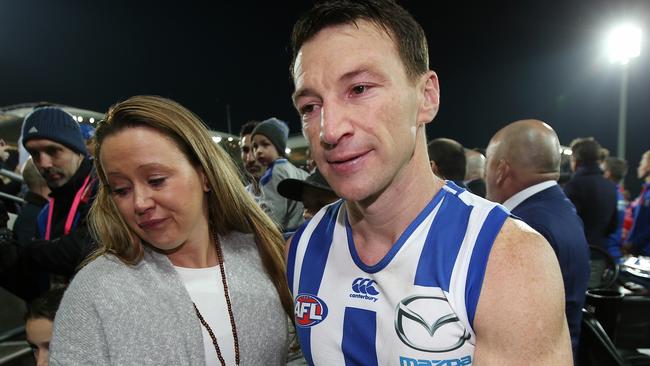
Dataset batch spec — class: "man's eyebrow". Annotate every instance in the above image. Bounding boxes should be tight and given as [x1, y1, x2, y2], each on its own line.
[292, 88, 318, 107]
[292, 67, 382, 107]
[339, 67, 379, 83]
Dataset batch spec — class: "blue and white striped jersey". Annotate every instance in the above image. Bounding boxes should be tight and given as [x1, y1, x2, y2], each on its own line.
[287, 182, 509, 366]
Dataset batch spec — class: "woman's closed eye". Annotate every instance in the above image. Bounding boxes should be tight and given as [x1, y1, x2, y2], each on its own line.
[110, 186, 131, 197]
[148, 177, 166, 188]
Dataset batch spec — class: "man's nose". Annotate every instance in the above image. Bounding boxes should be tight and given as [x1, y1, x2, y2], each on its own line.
[320, 101, 353, 147]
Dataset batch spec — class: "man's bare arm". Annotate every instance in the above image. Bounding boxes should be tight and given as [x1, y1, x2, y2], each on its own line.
[473, 218, 572, 365]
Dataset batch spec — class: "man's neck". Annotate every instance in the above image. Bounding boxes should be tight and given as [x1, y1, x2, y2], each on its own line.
[345, 142, 442, 265]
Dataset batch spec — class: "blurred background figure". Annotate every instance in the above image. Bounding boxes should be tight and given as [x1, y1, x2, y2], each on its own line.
[239, 120, 266, 202]
[278, 169, 339, 221]
[464, 148, 487, 198]
[427, 138, 466, 187]
[485, 119, 589, 363]
[25, 287, 65, 366]
[624, 149, 650, 256]
[564, 137, 618, 251]
[13, 158, 50, 245]
[252, 118, 308, 232]
[0, 140, 22, 214]
[79, 124, 96, 156]
[601, 156, 629, 261]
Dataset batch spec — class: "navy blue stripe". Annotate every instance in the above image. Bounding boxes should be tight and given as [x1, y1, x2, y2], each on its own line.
[342, 307, 378, 366]
[346, 190, 446, 273]
[414, 194, 472, 291]
[295, 201, 342, 366]
[286, 223, 308, 295]
[465, 205, 509, 327]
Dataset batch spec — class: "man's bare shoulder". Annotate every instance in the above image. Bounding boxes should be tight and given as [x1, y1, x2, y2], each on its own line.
[473, 217, 572, 365]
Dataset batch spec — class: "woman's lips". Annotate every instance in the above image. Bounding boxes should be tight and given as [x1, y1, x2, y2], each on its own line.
[138, 218, 168, 230]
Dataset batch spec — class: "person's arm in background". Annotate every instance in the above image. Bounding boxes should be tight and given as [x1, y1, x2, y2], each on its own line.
[624, 194, 650, 255]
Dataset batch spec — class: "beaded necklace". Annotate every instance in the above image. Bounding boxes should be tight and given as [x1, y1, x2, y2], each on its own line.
[192, 238, 240, 365]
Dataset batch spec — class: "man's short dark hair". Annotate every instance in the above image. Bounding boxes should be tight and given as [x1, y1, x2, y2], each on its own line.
[291, 0, 429, 81]
[25, 287, 65, 322]
[570, 138, 601, 166]
[428, 138, 466, 181]
[603, 157, 628, 182]
[239, 120, 260, 138]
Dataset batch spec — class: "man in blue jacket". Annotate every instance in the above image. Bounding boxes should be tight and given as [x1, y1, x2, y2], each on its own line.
[485, 119, 590, 362]
[564, 138, 618, 250]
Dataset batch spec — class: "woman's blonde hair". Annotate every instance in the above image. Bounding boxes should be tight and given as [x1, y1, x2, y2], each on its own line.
[88, 95, 292, 318]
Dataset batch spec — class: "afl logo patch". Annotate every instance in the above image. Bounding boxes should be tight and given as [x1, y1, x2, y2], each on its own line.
[294, 294, 328, 327]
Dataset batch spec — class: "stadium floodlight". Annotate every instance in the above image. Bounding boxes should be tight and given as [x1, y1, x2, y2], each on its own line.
[605, 23, 642, 159]
[606, 24, 642, 65]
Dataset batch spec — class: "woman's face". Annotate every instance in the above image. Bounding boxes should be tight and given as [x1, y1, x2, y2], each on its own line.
[100, 126, 210, 253]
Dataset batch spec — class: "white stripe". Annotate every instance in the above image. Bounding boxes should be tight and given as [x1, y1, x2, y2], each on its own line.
[291, 205, 331, 295]
[449, 191, 500, 339]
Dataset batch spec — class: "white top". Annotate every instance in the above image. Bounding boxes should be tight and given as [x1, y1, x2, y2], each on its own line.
[174, 265, 236, 366]
[502, 180, 557, 210]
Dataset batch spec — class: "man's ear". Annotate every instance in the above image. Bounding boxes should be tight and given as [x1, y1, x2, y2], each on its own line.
[495, 159, 510, 186]
[430, 160, 440, 178]
[417, 71, 440, 126]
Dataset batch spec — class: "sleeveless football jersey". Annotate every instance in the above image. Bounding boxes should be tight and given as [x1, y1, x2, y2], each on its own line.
[287, 182, 510, 366]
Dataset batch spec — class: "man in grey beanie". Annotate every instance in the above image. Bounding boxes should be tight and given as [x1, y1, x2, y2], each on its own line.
[0, 106, 98, 300]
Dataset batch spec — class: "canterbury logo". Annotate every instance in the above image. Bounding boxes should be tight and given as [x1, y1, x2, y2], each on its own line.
[28, 126, 38, 133]
[351, 278, 379, 295]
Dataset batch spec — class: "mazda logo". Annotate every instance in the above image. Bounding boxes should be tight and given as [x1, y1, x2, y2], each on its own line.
[394, 294, 471, 353]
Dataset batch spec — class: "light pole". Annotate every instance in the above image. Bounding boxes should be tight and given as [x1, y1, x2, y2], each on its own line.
[606, 24, 642, 159]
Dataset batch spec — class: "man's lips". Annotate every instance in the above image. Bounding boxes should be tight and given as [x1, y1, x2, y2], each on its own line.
[138, 218, 168, 230]
[326, 150, 371, 172]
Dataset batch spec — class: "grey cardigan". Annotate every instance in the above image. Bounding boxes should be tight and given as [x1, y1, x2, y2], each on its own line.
[50, 231, 289, 365]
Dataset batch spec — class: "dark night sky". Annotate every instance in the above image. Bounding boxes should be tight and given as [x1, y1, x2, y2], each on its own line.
[1, 0, 649, 190]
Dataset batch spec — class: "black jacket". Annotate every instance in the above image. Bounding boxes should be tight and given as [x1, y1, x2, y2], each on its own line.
[0, 157, 98, 300]
[13, 191, 48, 245]
[563, 164, 618, 249]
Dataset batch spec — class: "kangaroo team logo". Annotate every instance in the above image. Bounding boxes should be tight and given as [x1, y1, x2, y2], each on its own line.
[294, 294, 328, 328]
[395, 294, 471, 353]
[350, 277, 380, 302]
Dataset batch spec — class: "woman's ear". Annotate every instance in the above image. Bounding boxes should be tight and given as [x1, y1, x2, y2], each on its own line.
[198, 168, 210, 192]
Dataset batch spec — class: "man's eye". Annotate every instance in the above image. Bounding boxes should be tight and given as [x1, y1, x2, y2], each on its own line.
[351, 85, 367, 95]
[300, 104, 315, 115]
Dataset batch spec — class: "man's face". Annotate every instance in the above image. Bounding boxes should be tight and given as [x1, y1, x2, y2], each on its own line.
[25, 139, 83, 188]
[638, 151, 650, 180]
[240, 134, 265, 179]
[292, 21, 437, 202]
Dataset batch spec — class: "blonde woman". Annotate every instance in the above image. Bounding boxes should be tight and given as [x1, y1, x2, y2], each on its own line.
[50, 96, 293, 365]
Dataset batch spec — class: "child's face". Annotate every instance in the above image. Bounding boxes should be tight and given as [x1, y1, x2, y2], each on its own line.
[26, 317, 53, 366]
[253, 135, 280, 166]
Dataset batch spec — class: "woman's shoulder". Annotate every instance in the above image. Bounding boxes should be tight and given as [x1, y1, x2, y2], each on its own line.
[221, 230, 256, 250]
[67, 254, 136, 293]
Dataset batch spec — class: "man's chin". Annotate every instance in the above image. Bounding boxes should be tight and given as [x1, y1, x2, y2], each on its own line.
[46, 177, 67, 188]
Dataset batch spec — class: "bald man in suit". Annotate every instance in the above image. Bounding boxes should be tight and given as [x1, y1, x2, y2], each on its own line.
[485, 119, 590, 362]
